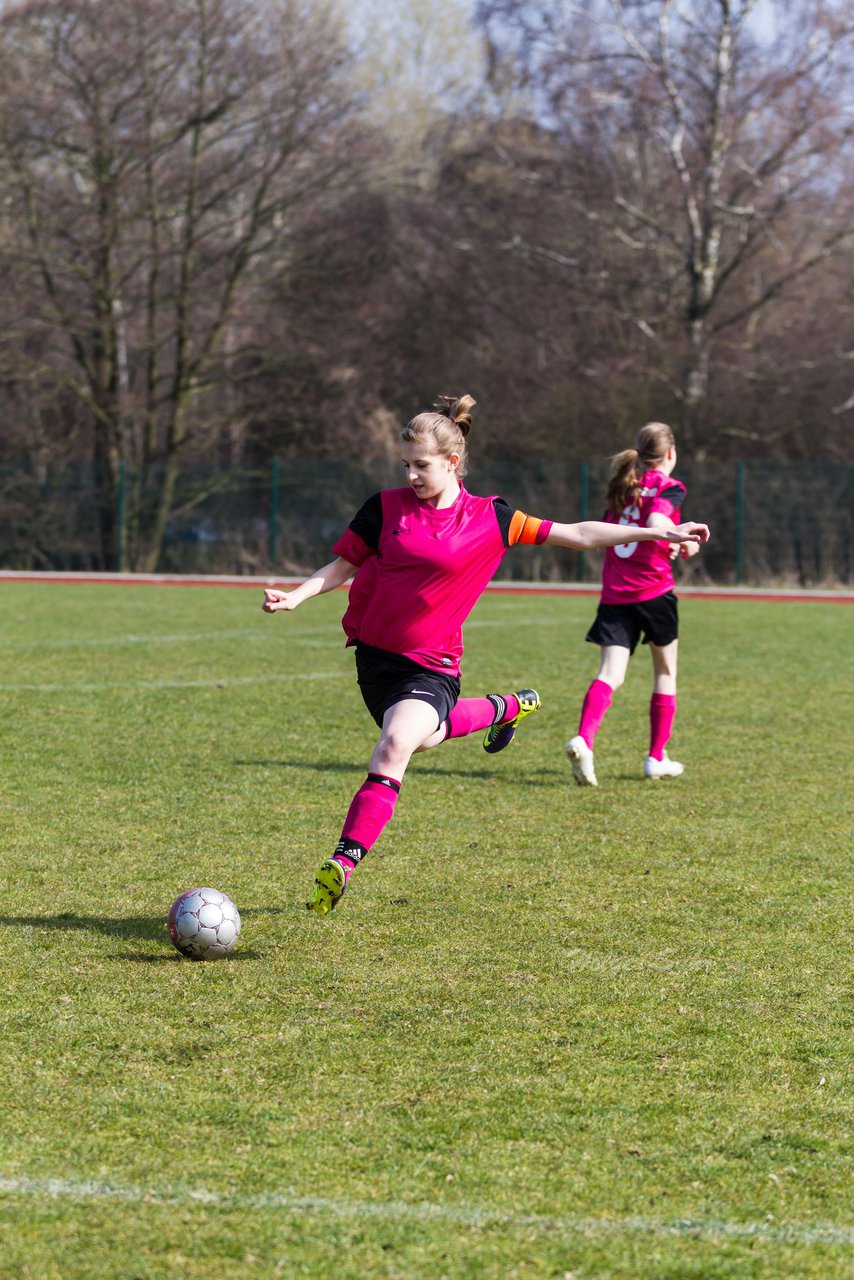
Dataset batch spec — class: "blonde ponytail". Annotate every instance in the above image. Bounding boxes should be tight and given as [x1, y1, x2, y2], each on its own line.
[433, 393, 476, 438]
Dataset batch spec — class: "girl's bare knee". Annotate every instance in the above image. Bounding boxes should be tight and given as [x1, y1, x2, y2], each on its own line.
[375, 733, 411, 771]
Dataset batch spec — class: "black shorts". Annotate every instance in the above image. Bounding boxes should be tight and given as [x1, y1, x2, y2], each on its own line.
[585, 591, 679, 655]
[354, 643, 461, 729]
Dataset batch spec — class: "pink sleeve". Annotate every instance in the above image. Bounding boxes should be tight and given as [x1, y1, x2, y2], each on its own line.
[645, 498, 678, 518]
[646, 482, 685, 520]
[332, 528, 375, 568]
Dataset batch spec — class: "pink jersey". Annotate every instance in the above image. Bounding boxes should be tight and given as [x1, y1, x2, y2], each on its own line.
[600, 469, 686, 604]
[332, 485, 552, 674]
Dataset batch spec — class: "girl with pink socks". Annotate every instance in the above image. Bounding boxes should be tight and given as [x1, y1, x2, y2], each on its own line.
[264, 399, 708, 913]
[566, 421, 704, 787]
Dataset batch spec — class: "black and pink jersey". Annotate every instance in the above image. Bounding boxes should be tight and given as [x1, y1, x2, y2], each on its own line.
[600, 469, 686, 604]
[332, 485, 551, 674]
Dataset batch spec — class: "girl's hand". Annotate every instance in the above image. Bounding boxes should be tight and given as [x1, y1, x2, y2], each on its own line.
[671, 540, 701, 560]
[667, 521, 710, 545]
[262, 588, 298, 613]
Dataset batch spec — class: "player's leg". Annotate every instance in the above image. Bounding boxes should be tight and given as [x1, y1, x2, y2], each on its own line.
[369, 696, 442, 778]
[307, 698, 440, 915]
[644, 639, 683, 778]
[597, 644, 631, 690]
[412, 689, 542, 756]
[640, 591, 682, 779]
[566, 644, 630, 786]
[651, 636, 678, 696]
[419, 695, 496, 748]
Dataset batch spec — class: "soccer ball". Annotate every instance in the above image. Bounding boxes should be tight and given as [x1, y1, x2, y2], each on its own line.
[167, 887, 241, 961]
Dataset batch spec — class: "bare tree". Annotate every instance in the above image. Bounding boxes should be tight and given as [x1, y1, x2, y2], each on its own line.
[476, 0, 854, 450]
[345, 0, 485, 169]
[0, 0, 359, 568]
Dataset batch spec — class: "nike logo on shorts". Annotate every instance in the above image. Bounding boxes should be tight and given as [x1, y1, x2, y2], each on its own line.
[409, 690, 436, 696]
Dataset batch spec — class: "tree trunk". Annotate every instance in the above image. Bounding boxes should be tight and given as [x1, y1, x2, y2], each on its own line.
[93, 416, 123, 569]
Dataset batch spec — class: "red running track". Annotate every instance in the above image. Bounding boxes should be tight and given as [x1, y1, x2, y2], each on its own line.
[1, 570, 852, 604]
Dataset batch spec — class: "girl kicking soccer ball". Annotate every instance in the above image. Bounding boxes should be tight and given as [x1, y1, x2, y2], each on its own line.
[263, 398, 709, 914]
[566, 421, 705, 787]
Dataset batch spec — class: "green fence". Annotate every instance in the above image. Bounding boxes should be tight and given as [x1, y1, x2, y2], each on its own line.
[0, 458, 851, 585]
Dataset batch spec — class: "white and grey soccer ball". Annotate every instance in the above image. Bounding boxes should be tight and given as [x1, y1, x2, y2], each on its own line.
[167, 887, 241, 961]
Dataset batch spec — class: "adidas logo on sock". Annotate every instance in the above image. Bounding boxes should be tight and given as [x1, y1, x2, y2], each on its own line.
[335, 839, 367, 864]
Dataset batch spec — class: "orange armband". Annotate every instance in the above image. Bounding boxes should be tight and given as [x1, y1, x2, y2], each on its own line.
[508, 511, 552, 546]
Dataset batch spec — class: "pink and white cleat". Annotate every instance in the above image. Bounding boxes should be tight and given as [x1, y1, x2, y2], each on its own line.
[643, 751, 684, 780]
[566, 735, 598, 787]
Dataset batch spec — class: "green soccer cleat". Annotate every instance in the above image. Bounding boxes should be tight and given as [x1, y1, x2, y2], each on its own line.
[305, 858, 347, 916]
[483, 688, 541, 754]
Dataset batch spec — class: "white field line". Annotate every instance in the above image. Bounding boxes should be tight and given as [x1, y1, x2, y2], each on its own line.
[0, 612, 567, 655]
[0, 626, 336, 651]
[0, 672, 346, 693]
[0, 609, 571, 655]
[0, 1175, 851, 1248]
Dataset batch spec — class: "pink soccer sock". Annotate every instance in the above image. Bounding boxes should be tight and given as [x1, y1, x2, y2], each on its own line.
[502, 694, 521, 722]
[339, 773, 401, 855]
[649, 693, 677, 761]
[445, 694, 519, 740]
[333, 852, 357, 885]
[578, 679, 613, 749]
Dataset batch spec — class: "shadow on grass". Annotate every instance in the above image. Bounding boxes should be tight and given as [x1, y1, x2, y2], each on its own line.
[108, 948, 264, 964]
[416, 764, 568, 784]
[0, 904, 290, 945]
[612, 773, 671, 784]
[234, 758, 364, 773]
[233, 758, 568, 785]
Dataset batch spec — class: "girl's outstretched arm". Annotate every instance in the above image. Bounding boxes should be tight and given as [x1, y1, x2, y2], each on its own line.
[646, 510, 703, 560]
[544, 520, 710, 552]
[262, 556, 357, 613]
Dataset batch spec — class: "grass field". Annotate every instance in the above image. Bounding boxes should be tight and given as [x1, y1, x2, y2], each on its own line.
[0, 581, 851, 1280]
